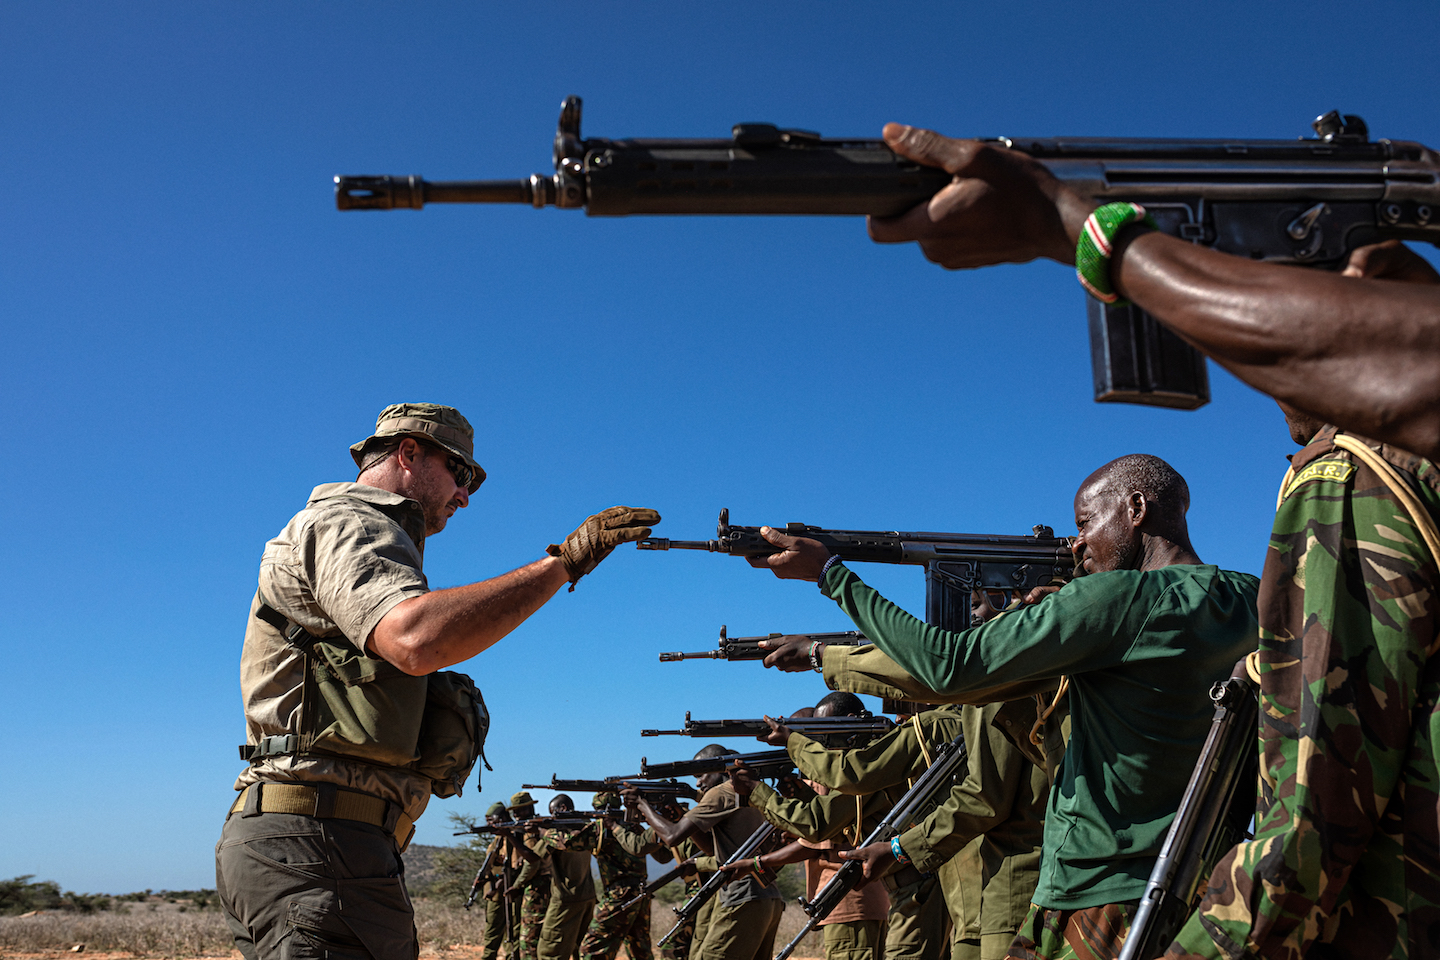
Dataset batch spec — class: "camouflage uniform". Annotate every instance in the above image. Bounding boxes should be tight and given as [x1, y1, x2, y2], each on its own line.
[1167, 427, 1440, 960]
[580, 819, 672, 960]
[514, 831, 554, 960]
[482, 834, 517, 960]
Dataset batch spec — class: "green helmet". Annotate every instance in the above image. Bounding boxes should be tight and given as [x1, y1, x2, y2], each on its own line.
[592, 791, 621, 810]
[486, 802, 507, 818]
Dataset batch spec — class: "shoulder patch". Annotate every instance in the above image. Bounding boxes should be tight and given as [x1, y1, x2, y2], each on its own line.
[1283, 458, 1357, 500]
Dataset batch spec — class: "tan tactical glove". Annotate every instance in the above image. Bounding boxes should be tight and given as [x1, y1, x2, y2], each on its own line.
[547, 506, 661, 587]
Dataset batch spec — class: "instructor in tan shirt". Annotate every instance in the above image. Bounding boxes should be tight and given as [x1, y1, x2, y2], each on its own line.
[216, 402, 658, 960]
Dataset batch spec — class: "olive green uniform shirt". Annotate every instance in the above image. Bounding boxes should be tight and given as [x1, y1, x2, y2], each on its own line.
[530, 826, 599, 903]
[236, 482, 433, 822]
[682, 782, 781, 908]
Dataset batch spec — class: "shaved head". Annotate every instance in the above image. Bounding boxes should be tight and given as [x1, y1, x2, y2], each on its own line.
[814, 692, 865, 717]
[1085, 454, 1189, 516]
[694, 743, 737, 761]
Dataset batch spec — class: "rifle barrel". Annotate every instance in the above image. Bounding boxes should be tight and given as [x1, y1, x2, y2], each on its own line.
[334, 176, 545, 210]
[635, 538, 721, 552]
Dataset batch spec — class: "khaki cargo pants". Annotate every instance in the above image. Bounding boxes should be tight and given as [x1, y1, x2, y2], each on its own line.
[216, 811, 417, 960]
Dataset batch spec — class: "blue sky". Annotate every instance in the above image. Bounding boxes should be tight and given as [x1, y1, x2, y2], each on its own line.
[3, 0, 1438, 893]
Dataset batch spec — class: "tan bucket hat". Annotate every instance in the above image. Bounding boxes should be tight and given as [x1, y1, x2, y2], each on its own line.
[350, 402, 486, 493]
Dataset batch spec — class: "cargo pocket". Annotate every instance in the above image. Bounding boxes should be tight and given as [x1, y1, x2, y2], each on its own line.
[284, 898, 371, 960]
[282, 877, 416, 960]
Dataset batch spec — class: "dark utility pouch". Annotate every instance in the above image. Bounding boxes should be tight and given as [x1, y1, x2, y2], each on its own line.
[415, 671, 491, 797]
[247, 597, 488, 797]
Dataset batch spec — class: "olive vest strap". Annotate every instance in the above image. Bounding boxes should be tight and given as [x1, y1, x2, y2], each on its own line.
[241, 591, 325, 761]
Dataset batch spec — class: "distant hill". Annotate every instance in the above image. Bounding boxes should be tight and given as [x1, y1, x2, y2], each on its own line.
[402, 843, 450, 894]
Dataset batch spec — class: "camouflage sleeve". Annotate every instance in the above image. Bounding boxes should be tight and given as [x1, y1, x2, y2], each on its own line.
[1166, 443, 1440, 960]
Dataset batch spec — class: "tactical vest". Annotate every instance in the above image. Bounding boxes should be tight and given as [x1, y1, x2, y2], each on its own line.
[239, 596, 490, 798]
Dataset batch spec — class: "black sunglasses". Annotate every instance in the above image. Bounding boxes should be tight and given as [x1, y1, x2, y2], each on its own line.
[417, 440, 477, 490]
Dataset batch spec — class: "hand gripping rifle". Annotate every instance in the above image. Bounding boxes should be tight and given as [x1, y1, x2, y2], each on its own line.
[661, 624, 869, 662]
[522, 777, 700, 801]
[640, 509, 1076, 633]
[520, 777, 699, 823]
[656, 821, 779, 948]
[335, 99, 1440, 410]
[774, 732, 971, 960]
[625, 748, 796, 782]
[643, 712, 894, 749]
[1116, 663, 1259, 960]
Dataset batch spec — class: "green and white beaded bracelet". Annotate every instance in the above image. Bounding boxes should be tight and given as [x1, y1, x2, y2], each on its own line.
[1075, 201, 1157, 303]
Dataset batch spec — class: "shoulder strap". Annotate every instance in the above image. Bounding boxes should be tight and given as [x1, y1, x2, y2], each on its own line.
[1332, 434, 1440, 563]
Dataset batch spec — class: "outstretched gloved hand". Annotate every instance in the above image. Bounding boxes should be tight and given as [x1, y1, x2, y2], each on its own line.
[548, 506, 661, 586]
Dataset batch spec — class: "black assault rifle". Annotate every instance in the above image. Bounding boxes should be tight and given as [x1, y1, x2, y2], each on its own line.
[624, 748, 796, 782]
[335, 97, 1440, 410]
[458, 813, 605, 835]
[640, 509, 1075, 633]
[617, 859, 695, 912]
[1117, 664, 1260, 960]
[657, 821, 780, 948]
[643, 711, 894, 748]
[464, 831, 505, 910]
[660, 625, 869, 662]
[522, 777, 700, 801]
[775, 732, 971, 960]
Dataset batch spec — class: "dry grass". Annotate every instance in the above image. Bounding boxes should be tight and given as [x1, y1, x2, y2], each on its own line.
[0, 900, 235, 958]
[0, 896, 821, 960]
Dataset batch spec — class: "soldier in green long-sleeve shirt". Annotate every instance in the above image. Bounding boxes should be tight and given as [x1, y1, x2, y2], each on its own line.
[749, 455, 1260, 960]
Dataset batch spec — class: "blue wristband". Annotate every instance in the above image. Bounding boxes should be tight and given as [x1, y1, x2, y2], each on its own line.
[819, 554, 844, 588]
[890, 837, 910, 866]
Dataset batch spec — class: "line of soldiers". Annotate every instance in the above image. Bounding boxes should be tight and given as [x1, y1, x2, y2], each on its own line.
[475, 632, 1059, 960]
[474, 790, 685, 960]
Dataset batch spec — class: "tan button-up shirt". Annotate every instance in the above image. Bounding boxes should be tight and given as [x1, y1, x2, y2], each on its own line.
[235, 483, 433, 821]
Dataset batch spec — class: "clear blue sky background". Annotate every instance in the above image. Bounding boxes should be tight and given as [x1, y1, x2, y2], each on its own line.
[3, 0, 1438, 893]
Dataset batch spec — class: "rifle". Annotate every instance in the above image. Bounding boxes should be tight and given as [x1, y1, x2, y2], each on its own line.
[1117, 665, 1259, 960]
[335, 98, 1440, 410]
[457, 813, 606, 835]
[463, 832, 504, 910]
[641, 510, 1076, 633]
[626, 748, 796, 781]
[775, 732, 971, 960]
[643, 711, 894, 748]
[657, 821, 779, 948]
[660, 624, 869, 662]
[522, 777, 699, 802]
[617, 859, 694, 912]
